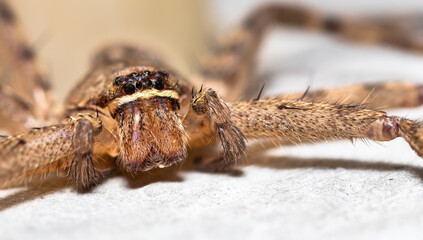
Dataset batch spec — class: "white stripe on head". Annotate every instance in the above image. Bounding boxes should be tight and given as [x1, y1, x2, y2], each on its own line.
[108, 89, 179, 115]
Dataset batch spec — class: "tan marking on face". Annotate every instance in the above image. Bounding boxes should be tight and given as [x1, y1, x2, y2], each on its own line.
[108, 89, 179, 115]
[113, 66, 148, 78]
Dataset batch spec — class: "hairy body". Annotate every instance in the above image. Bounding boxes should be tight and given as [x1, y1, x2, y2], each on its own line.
[0, 1, 423, 191]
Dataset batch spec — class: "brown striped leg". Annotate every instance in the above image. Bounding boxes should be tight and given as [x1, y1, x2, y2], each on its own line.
[190, 88, 246, 170]
[320, 11, 423, 52]
[0, 113, 108, 190]
[68, 113, 105, 191]
[196, 4, 321, 100]
[197, 4, 423, 100]
[282, 82, 423, 110]
[228, 99, 423, 157]
[0, 0, 55, 122]
[0, 124, 74, 181]
[192, 96, 423, 172]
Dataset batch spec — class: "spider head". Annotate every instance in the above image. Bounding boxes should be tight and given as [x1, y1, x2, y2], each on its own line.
[108, 67, 180, 114]
[107, 67, 187, 172]
[113, 69, 168, 94]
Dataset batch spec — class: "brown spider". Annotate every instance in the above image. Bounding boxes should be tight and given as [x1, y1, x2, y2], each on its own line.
[0, 1, 423, 192]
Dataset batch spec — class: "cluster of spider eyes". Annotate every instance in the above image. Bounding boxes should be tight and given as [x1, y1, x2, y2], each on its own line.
[114, 70, 168, 95]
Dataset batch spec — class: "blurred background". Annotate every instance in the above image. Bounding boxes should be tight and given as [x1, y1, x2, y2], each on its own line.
[10, 0, 209, 102]
[10, 0, 423, 103]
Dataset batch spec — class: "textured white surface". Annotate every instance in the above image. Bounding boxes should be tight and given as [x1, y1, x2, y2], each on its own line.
[2, 1, 423, 240]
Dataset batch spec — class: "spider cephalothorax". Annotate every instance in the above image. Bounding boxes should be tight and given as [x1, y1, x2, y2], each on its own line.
[106, 68, 187, 172]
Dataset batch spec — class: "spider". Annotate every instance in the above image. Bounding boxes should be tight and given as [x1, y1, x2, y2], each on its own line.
[0, 1, 423, 192]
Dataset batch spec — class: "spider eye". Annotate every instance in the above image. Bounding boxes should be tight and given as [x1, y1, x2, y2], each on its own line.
[144, 70, 151, 76]
[114, 77, 121, 86]
[135, 81, 142, 89]
[157, 70, 168, 78]
[123, 83, 136, 94]
[154, 78, 164, 90]
[146, 79, 154, 88]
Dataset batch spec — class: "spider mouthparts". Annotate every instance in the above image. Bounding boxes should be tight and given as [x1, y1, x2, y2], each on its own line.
[116, 100, 187, 172]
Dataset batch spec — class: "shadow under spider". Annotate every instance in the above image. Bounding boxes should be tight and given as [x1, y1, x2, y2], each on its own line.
[1, 154, 423, 212]
[244, 154, 423, 176]
[0, 176, 69, 212]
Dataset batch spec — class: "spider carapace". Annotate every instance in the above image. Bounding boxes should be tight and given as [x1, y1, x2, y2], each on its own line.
[70, 64, 190, 172]
[1, 1, 423, 191]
